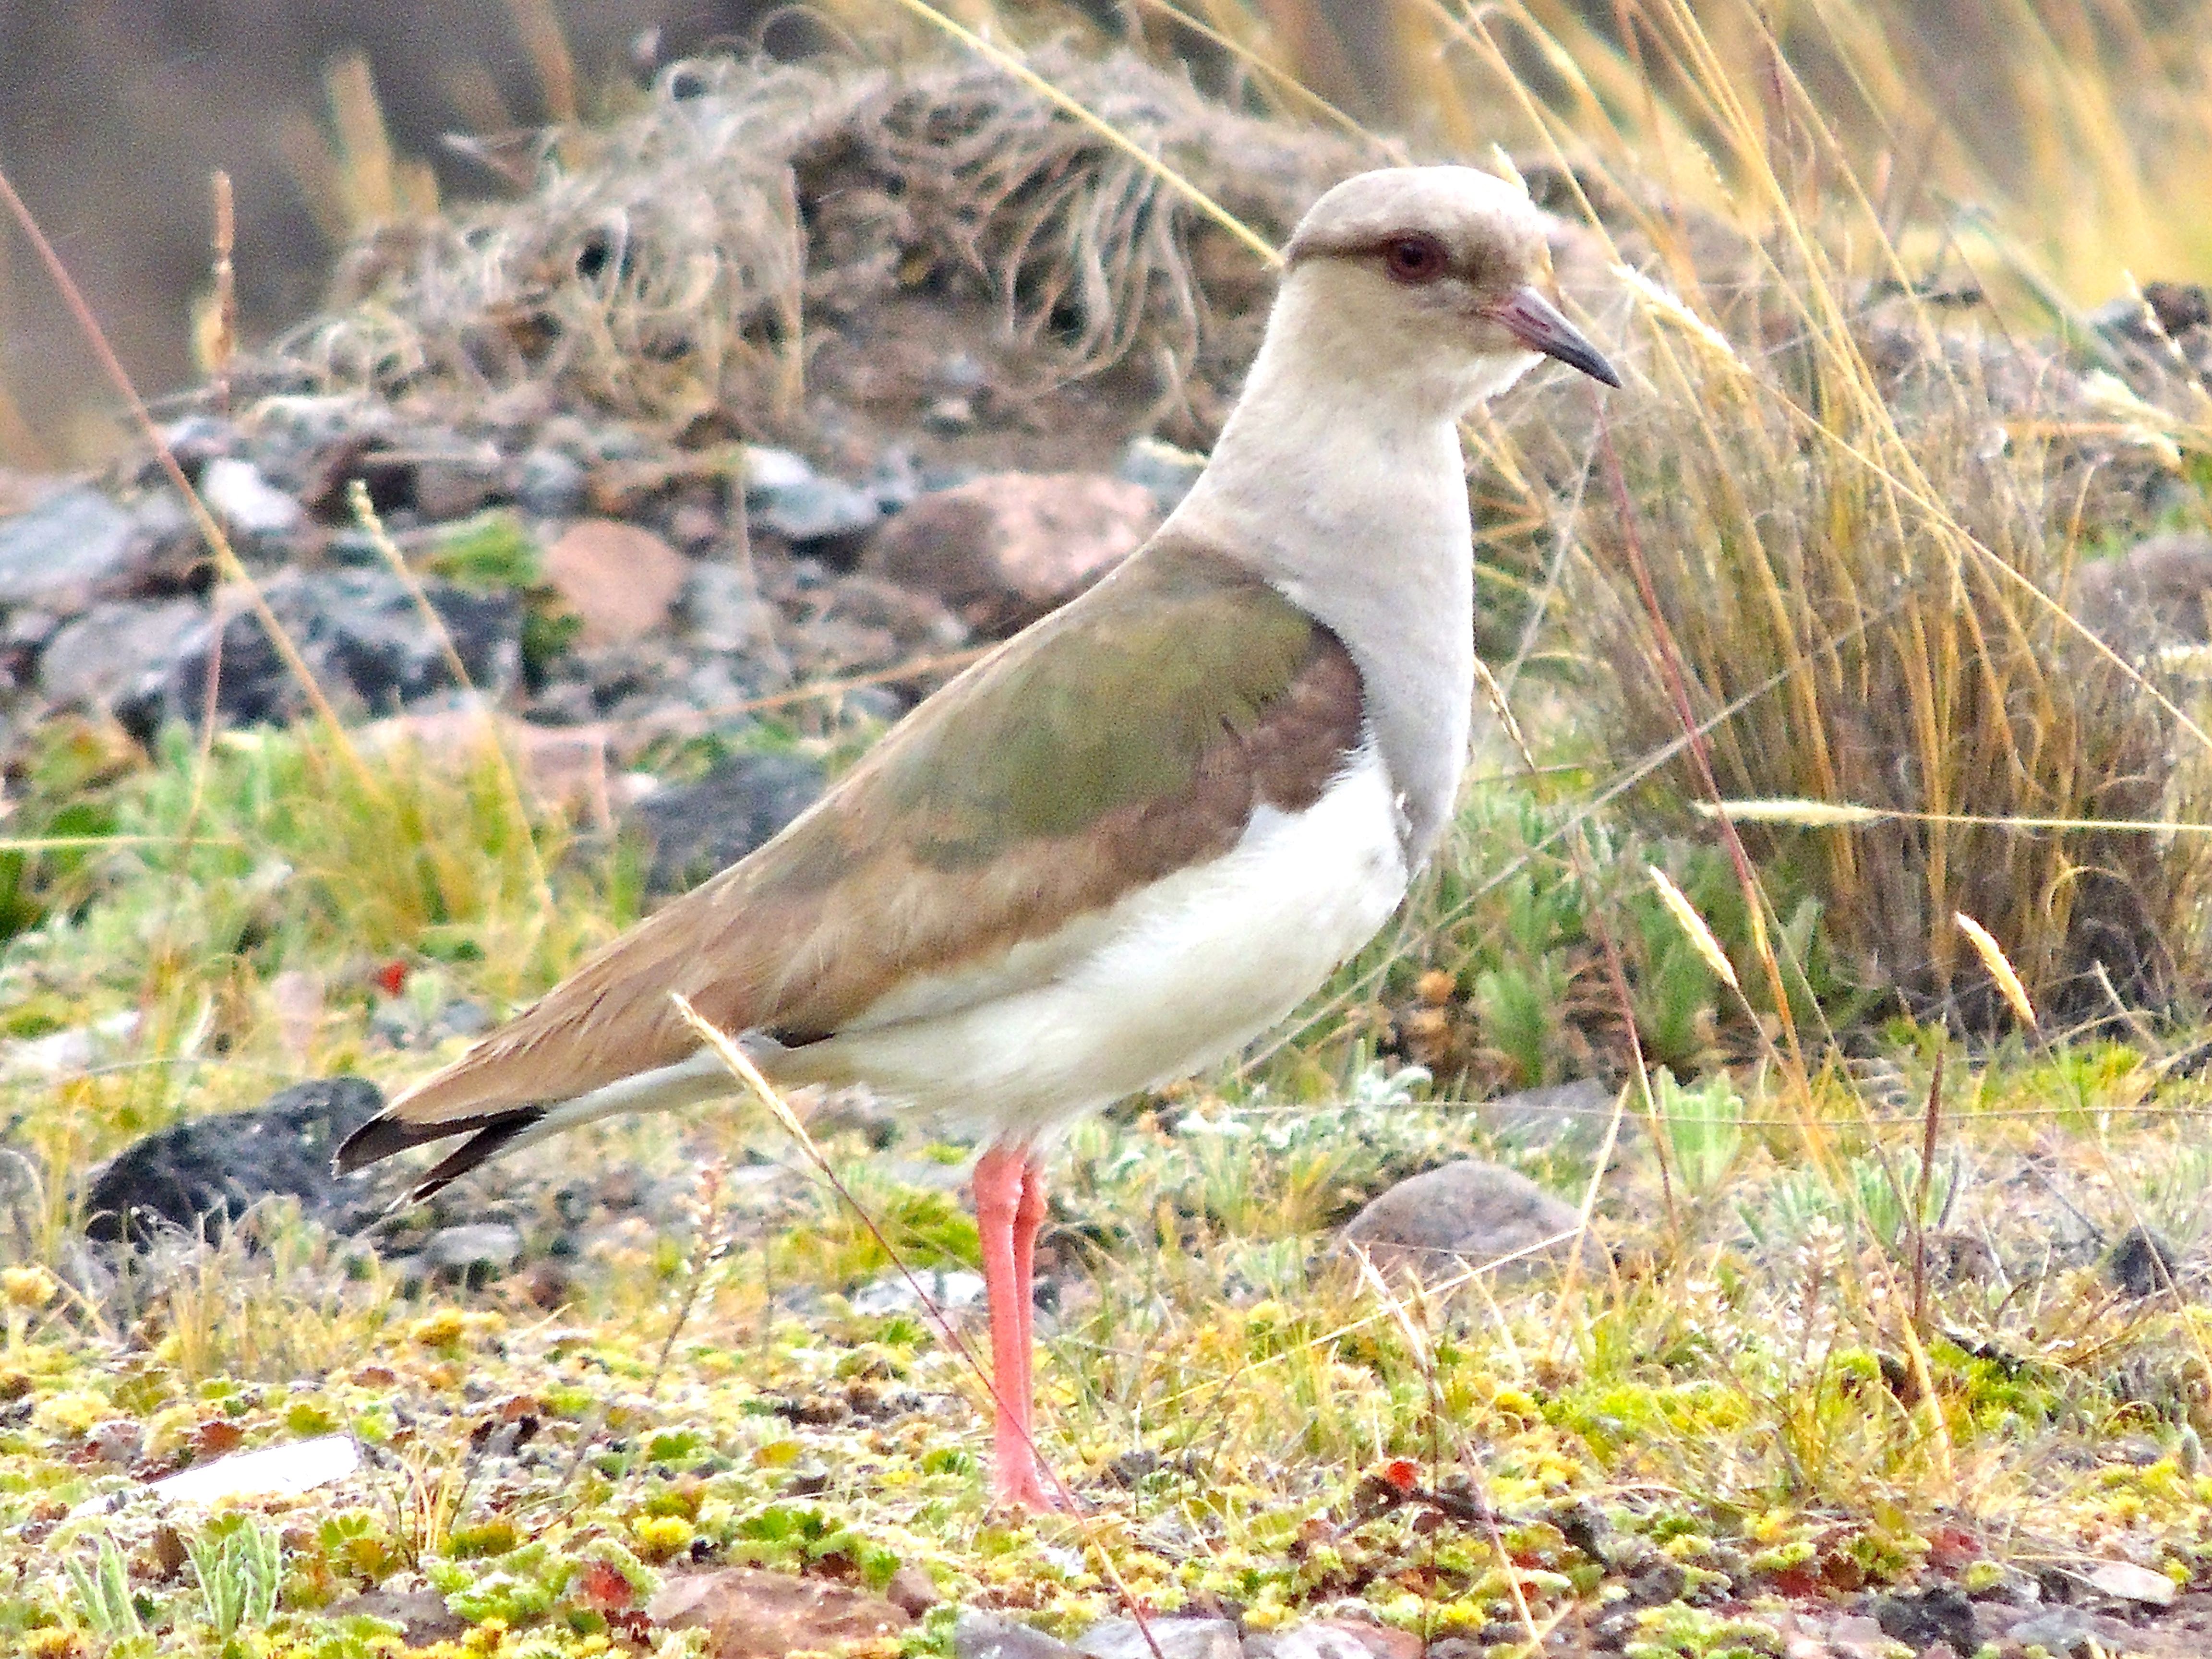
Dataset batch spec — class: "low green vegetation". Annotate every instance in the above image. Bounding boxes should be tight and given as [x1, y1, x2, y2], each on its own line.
[4, 0, 2212, 1655]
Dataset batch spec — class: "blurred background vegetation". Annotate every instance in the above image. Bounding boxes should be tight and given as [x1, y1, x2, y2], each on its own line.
[3, 0, 2208, 463]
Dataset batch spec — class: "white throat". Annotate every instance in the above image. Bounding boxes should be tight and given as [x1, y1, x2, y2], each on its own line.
[1164, 276, 1527, 862]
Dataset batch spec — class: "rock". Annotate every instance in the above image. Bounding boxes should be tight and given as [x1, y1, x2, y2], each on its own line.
[647, 1567, 911, 1659]
[1483, 1077, 1626, 1159]
[1, 1011, 142, 1081]
[423, 1223, 524, 1282]
[1118, 436, 1208, 513]
[1820, 1614, 1888, 1659]
[1997, 1605, 2108, 1657]
[1245, 1623, 1421, 1659]
[82, 1076, 386, 1245]
[411, 445, 504, 521]
[682, 564, 784, 659]
[2086, 1560, 2177, 1606]
[199, 457, 304, 541]
[72, 1433, 361, 1518]
[745, 447, 883, 546]
[37, 598, 204, 710]
[1873, 1585, 1977, 1650]
[0, 485, 140, 612]
[323, 1588, 467, 1647]
[956, 1611, 1084, 1659]
[152, 569, 522, 734]
[544, 519, 689, 647]
[1076, 1617, 1240, 1659]
[866, 473, 1158, 634]
[2070, 531, 2212, 647]
[884, 1564, 939, 1618]
[631, 750, 825, 896]
[517, 445, 588, 518]
[2106, 1224, 2181, 1296]
[1338, 1159, 1603, 1285]
[849, 1268, 986, 1317]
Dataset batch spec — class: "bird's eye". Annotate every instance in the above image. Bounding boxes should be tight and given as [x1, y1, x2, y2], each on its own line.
[1382, 235, 1449, 285]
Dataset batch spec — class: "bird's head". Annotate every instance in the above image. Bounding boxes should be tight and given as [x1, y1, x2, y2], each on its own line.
[1277, 165, 1620, 416]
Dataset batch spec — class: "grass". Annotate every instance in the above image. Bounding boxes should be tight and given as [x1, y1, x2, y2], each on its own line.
[5, 1, 2212, 1656]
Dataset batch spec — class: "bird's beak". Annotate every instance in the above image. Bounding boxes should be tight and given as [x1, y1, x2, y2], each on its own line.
[1488, 286, 1622, 387]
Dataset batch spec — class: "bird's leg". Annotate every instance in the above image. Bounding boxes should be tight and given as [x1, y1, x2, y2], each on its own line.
[1010, 1152, 1051, 1444]
[973, 1144, 1055, 1511]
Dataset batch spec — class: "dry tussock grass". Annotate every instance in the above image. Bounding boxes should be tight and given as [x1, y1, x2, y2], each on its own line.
[266, 47, 1373, 436]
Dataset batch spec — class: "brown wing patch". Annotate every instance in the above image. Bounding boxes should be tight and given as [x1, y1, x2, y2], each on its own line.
[367, 540, 1366, 1138]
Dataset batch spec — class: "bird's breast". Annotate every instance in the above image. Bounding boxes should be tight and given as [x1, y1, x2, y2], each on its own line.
[767, 745, 1409, 1141]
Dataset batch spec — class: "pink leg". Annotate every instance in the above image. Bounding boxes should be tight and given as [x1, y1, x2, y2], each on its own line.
[973, 1143, 1058, 1510]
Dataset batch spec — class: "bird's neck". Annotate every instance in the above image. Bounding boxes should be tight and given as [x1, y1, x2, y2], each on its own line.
[1166, 296, 1488, 864]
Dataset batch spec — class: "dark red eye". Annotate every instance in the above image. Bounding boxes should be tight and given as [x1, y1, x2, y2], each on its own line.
[1382, 235, 1449, 284]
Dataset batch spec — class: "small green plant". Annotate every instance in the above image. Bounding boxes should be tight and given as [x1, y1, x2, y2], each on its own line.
[185, 1513, 283, 1637]
[1653, 1067, 1745, 1198]
[62, 1533, 146, 1639]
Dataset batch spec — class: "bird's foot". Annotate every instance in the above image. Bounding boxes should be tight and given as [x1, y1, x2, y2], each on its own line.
[991, 1455, 1073, 1514]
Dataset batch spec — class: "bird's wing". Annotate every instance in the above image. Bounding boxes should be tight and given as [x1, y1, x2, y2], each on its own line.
[339, 534, 1367, 1164]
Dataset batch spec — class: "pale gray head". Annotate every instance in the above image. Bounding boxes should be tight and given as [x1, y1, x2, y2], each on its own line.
[1276, 165, 1619, 415]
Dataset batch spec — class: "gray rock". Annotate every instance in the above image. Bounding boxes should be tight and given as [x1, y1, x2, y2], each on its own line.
[1872, 1585, 1976, 1650]
[200, 457, 304, 540]
[1338, 1159, 1603, 1285]
[1076, 1618, 1240, 1659]
[1995, 1606, 2110, 1657]
[1245, 1624, 1419, 1659]
[517, 446, 587, 517]
[411, 446, 503, 521]
[323, 1588, 466, 1647]
[850, 1269, 985, 1317]
[957, 1612, 1085, 1659]
[424, 1222, 524, 1278]
[82, 1077, 386, 1247]
[150, 569, 522, 735]
[681, 564, 785, 660]
[745, 448, 882, 545]
[1484, 1077, 1628, 1159]
[1118, 436, 1208, 513]
[38, 599, 204, 709]
[0, 486, 138, 612]
[2070, 530, 2212, 648]
[631, 749, 825, 896]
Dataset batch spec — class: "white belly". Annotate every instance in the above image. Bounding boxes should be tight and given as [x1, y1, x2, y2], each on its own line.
[769, 746, 1410, 1143]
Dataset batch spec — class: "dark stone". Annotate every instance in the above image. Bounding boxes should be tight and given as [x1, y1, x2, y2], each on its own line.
[1622, 1557, 1687, 1608]
[2107, 1225, 2182, 1297]
[1873, 1585, 1977, 1650]
[145, 569, 521, 737]
[1110, 1448, 1160, 1487]
[632, 750, 825, 896]
[0, 486, 140, 613]
[82, 1077, 386, 1246]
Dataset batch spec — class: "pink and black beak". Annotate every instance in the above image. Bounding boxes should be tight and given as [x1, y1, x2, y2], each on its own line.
[1490, 286, 1621, 387]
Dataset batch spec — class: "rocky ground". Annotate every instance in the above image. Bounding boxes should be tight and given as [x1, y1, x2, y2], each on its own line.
[6, 40, 2212, 1659]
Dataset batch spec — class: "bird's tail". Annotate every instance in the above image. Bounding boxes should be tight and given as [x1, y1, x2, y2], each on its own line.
[334, 1050, 737, 1204]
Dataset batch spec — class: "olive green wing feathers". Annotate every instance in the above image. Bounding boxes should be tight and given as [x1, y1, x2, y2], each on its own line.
[341, 536, 1365, 1153]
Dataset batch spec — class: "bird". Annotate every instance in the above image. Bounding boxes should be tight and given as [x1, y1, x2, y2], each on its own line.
[336, 165, 1620, 1512]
